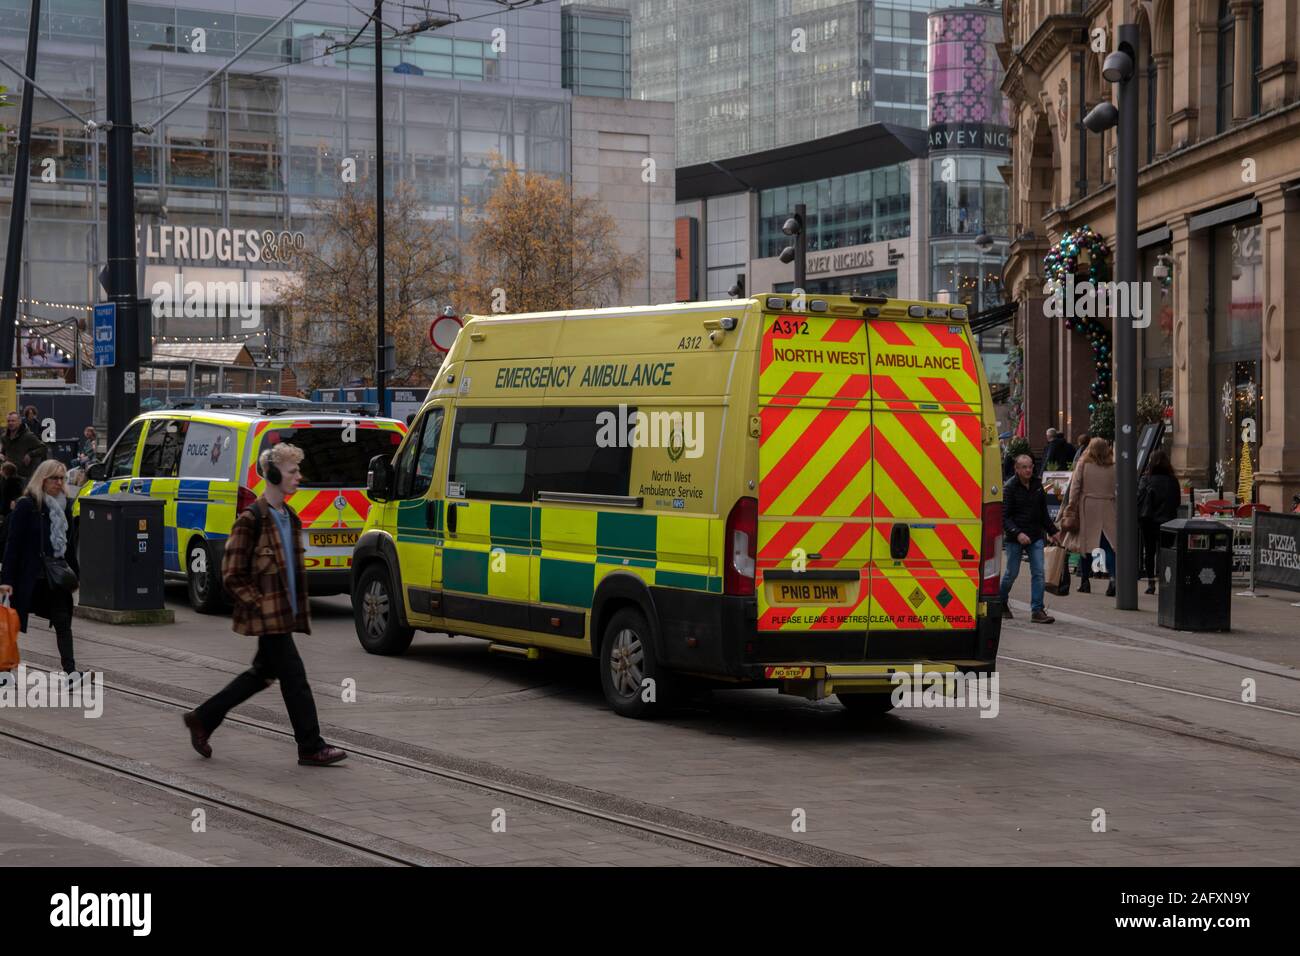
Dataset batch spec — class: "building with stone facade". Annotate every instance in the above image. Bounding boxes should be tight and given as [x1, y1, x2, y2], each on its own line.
[998, 0, 1300, 510]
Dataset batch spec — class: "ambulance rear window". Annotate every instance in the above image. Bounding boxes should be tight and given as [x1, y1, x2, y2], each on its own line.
[260, 425, 403, 488]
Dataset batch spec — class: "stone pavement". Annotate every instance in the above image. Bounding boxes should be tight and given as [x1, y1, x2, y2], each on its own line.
[1, 581, 1297, 866]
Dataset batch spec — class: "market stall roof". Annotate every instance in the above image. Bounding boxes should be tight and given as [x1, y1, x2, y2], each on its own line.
[150, 342, 255, 366]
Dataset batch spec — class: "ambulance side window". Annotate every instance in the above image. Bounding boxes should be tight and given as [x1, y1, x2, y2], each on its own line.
[393, 408, 444, 500]
[534, 406, 632, 497]
[448, 407, 534, 503]
[105, 421, 145, 478]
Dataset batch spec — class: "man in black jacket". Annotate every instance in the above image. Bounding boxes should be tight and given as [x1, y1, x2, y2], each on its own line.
[999, 454, 1060, 623]
[1039, 428, 1075, 474]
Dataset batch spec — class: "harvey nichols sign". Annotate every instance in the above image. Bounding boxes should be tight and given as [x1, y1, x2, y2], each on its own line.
[928, 122, 1012, 151]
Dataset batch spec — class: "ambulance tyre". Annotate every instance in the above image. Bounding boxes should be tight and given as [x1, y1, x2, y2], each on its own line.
[599, 607, 672, 719]
[837, 693, 896, 718]
[354, 563, 414, 656]
[186, 540, 226, 614]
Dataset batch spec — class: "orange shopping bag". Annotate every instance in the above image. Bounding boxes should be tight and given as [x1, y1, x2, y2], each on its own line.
[0, 594, 19, 672]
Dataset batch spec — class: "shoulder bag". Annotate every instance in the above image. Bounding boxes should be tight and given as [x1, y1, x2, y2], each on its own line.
[39, 504, 79, 593]
[1058, 463, 1083, 533]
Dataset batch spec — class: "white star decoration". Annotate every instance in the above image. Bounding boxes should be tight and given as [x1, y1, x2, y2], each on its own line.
[1221, 380, 1234, 419]
[1245, 380, 1257, 404]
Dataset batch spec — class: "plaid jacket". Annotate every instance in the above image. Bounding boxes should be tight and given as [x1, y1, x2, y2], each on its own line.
[222, 498, 311, 637]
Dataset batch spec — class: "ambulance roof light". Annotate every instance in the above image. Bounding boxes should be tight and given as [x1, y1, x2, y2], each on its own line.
[809, 300, 828, 312]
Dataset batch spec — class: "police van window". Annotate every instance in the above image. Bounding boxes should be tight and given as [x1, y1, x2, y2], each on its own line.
[534, 407, 632, 497]
[393, 408, 443, 500]
[448, 408, 535, 502]
[178, 422, 236, 481]
[105, 421, 145, 478]
[138, 419, 188, 478]
[260, 424, 404, 488]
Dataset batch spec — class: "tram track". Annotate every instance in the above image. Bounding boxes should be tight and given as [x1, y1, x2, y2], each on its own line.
[9, 655, 873, 867]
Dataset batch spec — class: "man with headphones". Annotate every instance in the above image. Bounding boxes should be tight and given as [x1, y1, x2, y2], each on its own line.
[183, 442, 346, 766]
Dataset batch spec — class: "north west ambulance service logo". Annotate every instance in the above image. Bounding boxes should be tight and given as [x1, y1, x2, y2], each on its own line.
[667, 428, 685, 462]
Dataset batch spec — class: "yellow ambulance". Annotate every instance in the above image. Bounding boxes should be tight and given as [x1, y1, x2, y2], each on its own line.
[353, 294, 1005, 717]
[77, 397, 406, 611]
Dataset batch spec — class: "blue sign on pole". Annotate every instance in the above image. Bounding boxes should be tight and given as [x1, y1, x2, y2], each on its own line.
[93, 303, 116, 368]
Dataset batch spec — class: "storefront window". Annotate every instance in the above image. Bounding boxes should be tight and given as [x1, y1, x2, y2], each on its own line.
[1141, 243, 1173, 401]
[758, 163, 910, 257]
[1210, 220, 1263, 496]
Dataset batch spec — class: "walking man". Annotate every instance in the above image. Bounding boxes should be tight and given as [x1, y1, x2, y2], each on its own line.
[999, 453, 1060, 624]
[183, 442, 345, 766]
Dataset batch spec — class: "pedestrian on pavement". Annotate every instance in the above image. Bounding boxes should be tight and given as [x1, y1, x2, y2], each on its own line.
[0, 459, 81, 681]
[1138, 449, 1181, 594]
[1040, 428, 1076, 474]
[183, 442, 346, 767]
[22, 406, 40, 435]
[1059, 437, 1118, 596]
[77, 426, 98, 469]
[998, 454, 1060, 624]
[0, 411, 48, 480]
[0, 461, 23, 559]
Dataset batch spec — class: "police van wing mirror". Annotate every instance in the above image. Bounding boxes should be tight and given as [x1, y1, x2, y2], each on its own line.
[86, 462, 106, 481]
[367, 454, 393, 501]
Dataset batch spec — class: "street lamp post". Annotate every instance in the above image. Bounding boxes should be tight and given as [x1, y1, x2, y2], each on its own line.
[1083, 23, 1140, 611]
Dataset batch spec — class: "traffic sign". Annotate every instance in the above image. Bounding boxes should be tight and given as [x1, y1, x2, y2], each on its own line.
[429, 313, 462, 352]
[93, 302, 116, 368]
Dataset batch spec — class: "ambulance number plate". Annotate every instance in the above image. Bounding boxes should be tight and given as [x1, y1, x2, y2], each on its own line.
[768, 581, 847, 605]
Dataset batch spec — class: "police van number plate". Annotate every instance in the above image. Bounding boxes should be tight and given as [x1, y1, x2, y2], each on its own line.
[767, 581, 847, 605]
[310, 530, 359, 548]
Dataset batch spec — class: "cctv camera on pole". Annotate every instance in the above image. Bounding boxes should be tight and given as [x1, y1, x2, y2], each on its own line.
[779, 204, 807, 290]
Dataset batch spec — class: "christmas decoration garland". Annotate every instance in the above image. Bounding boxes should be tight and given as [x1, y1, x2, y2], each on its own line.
[1043, 226, 1113, 412]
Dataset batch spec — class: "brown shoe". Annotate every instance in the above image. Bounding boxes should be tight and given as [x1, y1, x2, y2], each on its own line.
[298, 746, 347, 767]
[1031, 610, 1055, 624]
[183, 711, 212, 759]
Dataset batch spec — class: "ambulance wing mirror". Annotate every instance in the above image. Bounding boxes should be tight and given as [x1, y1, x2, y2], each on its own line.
[367, 454, 393, 502]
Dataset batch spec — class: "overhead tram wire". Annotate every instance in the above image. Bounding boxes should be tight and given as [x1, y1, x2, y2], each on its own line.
[26, 0, 562, 133]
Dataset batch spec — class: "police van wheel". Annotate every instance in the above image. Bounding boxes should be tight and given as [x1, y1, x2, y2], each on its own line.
[186, 541, 226, 614]
[837, 693, 896, 718]
[599, 607, 670, 719]
[354, 564, 414, 655]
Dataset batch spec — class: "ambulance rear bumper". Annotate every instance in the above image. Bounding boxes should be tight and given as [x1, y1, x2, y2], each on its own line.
[650, 588, 1002, 682]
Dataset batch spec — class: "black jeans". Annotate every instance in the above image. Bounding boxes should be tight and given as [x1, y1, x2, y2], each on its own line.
[194, 634, 326, 756]
[1140, 521, 1160, 579]
[46, 584, 76, 673]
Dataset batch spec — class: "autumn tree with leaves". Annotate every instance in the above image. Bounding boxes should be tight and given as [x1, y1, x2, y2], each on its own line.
[280, 180, 457, 391]
[459, 159, 642, 315]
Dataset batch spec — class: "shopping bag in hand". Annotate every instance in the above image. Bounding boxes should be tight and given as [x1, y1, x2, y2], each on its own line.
[0, 594, 19, 671]
[1043, 545, 1071, 596]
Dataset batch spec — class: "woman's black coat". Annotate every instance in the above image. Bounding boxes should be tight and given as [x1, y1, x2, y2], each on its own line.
[1, 495, 79, 631]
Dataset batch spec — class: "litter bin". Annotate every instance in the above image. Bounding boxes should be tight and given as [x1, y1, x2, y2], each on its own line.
[77, 494, 166, 611]
[1157, 518, 1232, 632]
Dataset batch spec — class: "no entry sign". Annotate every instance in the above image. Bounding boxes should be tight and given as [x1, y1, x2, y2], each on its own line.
[429, 313, 462, 352]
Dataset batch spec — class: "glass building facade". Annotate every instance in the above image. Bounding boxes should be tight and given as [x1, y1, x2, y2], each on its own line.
[562, 6, 632, 98]
[925, 4, 1010, 387]
[757, 163, 911, 258]
[0, 0, 568, 365]
[579, 0, 942, 166]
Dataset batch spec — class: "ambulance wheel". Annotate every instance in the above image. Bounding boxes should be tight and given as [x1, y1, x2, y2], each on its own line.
[354, 563, 414, 655]
[186, 540, 226, 614]
[837, 693, 896, 718]
[599, 607, 670, 719]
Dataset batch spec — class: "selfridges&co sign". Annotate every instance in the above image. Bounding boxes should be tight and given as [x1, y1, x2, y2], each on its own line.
[135, 225, 305, 265]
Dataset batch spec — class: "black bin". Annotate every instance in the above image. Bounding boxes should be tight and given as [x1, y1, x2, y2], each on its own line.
[77, 494, 165, 611]
[1157, 518, 1232, 632]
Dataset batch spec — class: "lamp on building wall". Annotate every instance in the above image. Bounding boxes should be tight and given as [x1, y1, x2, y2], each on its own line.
[1152, 254, 1172, 280]
[974, 232, 994, 252]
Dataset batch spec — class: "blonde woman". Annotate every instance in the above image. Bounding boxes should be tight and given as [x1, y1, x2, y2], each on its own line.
[1058, 437, 1118, 596]
[0, 459, 81, 680]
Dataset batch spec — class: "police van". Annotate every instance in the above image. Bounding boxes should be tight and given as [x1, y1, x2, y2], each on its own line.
[353, 294, 1005, 717]
[77, 397, 406, 610]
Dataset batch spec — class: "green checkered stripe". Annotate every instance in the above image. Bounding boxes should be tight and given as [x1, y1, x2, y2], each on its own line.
[410, 503, 720, 608]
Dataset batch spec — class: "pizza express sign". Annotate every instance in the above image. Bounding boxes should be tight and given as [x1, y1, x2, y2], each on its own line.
[928, 122, 1012, 152]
